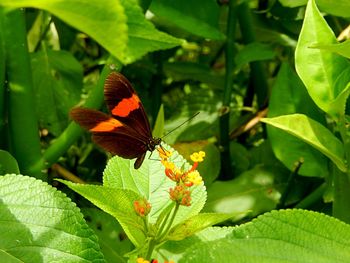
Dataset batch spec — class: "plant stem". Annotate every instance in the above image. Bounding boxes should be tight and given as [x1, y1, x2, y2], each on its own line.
[145, 238, 156, 260]
[332, 116, 350, 223]
[237, 2, 268, 108]
[277, 158, 303, 209]
[0, 8, 6, 148]
[3, 8, 44, 179]
[151, 52, 163, 123]
[41, 60, 120, 168]
[295, 183, 326, 209]
[219, 0, 237, 180]
[158, 203, 180, 242]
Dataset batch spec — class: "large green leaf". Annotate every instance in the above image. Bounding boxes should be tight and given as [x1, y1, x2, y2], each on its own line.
[31, 49, 82, 136]
[122, 0, 183, 64]
[262, 114, 346, 172]
[150, 0, 224, 40]
[58, 181, 145, 247]
[1, 0, 128, 62]
[103, 145, 207, 227]
[179, 209, 350, 262]
[204, 165, 284, 219]
[279, 0, 350, 17]
[0, 174, 104, 262]
[267, 63, 328, 177]
[295, 0, 350, 117]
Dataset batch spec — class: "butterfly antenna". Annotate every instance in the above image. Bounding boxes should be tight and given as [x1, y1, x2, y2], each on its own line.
[161, 112, 200, 139]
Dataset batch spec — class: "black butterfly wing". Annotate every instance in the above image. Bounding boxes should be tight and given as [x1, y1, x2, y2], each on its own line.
[104, 72, 152, 140]
[70, 108, 147, 160]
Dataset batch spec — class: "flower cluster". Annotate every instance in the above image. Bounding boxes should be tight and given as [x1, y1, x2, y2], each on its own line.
[137, 258, 174, 263]
[158, 147, 205, 207]
[133, 198, 152, 217]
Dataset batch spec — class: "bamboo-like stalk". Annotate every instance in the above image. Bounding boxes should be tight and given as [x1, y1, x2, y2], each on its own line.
[3, 8, 44, 179]
[237, 2, 268, 108]
[219, 0, 237, 180]
[0, 9, 6, 148]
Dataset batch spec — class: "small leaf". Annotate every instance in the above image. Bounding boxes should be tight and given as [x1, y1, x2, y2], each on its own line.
[152, 104, 164, 138]
[311, 40, 350, 59]
[262, 114, 346, 172]
[122, 0, 183, 64]
[0, 150, 19, 174]
[295, 0, 350, 117]
[167, 213, 233, 241]
[58, 180, 145, 247]
[235, 42, 275, 70]
[180, 209, 350, 262]
[0, 174, 104, 262]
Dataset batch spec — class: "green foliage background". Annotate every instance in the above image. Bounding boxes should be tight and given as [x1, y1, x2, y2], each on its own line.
[1, 0, 350, 262]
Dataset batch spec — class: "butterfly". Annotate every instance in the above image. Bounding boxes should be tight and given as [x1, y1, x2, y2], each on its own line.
[70, 72, 161, 169]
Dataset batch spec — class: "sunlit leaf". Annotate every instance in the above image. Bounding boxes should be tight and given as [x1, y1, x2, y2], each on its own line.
[295, 0, 350, 117]
[262, 114, 346, 172]
[179, 210, 350, 262]
[0, 174, 104, 262]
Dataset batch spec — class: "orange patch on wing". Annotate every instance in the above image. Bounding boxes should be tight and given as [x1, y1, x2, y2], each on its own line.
[90, 118, 122, 132]
[112, 94, 140, 117]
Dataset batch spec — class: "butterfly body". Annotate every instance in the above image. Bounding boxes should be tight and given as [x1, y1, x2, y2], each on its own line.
[70, 72, 161, 169]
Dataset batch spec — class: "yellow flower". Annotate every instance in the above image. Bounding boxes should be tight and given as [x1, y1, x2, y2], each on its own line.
[136, 258, 150, 263]
[157, 147, 172, 160]
[190, 151, 205, 162]
[186, 170, 203, 186]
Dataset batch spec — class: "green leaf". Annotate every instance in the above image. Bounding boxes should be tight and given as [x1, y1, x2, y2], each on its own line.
[280, 0, 350, 17]
[235, 42, 275, 70]
[267, 63, 328, 177]
[179, 209, 350, 262]
[150, 0, 225, 40]
[167, 213, 233, 241]
[152, 104, 164, 138]
[262, 114, 346, 172]
[0, 150, 19, 174]
[295, 0, 350, 117]
[311, 40, 350, 59]
[157, 227, 233, 262]
[103, 144, 207, 226]
[122, 0, 183, 64]
[1, 0, 128, 63]
[204, 165, 284, 219]
[57, 180, 145, 247]
[82, 208, 133, 263]
[0, 174, 104, 262]
[31, 49, 82, 136]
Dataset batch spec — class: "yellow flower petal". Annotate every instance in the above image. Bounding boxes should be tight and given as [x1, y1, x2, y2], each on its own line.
[186, 170, 203, 185]
[190, 151, 206, 162]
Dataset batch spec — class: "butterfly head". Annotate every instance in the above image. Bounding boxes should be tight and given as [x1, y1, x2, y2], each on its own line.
[147, 137, 162, 152]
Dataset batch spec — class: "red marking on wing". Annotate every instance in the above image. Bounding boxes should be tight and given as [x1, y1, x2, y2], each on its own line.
[90, 118, 123, 132]
[111, 93, 140, 117]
